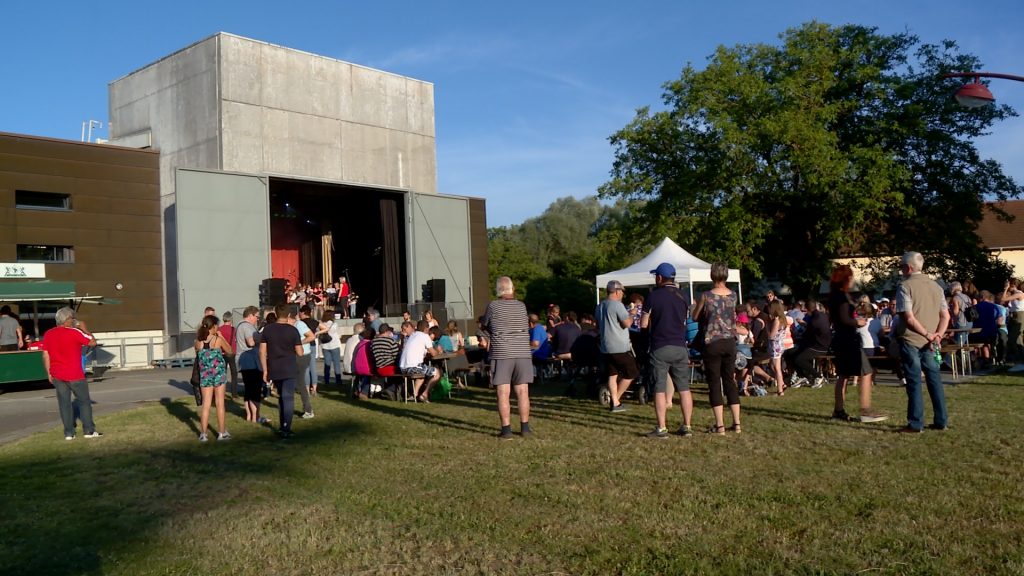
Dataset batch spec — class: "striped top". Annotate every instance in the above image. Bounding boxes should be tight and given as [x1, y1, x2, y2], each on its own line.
[371, 334, 400, 368]
[483, 298, 532, 360]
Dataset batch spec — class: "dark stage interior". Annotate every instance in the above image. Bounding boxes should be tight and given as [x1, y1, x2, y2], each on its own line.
[269, 178, 408, 315]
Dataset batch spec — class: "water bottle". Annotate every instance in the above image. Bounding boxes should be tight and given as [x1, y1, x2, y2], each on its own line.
[932, 341, 942, 364]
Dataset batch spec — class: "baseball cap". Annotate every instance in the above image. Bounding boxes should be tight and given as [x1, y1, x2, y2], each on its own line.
[879, 297, 890, 303]
[650, 262, 676, 278]
[606, 280, 625, 292]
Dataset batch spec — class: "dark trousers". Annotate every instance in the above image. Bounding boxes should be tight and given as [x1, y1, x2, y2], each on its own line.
[224, 353, 238, 391]
[275, 377, 296, 432]
[704, 338, 739, 407]
[54, 378, 96, 436]
[791, 346, 827, 378]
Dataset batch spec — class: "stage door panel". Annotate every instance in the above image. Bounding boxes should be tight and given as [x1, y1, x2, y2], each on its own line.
[175, 168, 270, 332]
[410, 193, 473, 318]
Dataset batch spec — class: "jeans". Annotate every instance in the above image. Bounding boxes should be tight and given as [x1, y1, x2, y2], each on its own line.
[275, 377, 296, 432]
[703, 338, 739, 407]
[295, 355, 314, 413]
[899, 340, 947, 430]
[322, 347, 341, 383]
[54, 378, 96, 436]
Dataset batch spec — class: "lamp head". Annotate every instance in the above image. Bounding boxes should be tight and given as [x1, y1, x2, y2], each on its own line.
[954, 81, 995, 108]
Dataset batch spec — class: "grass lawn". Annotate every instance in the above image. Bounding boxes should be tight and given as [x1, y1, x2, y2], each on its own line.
[1, 371, 1022, 575]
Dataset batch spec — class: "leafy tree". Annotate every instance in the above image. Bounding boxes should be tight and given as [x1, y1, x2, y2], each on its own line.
[600, 22, 1022, 297]
[487, 196, 646, 310]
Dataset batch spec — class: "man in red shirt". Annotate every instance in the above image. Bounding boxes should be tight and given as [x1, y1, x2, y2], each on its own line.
[42, 307, 100, 440]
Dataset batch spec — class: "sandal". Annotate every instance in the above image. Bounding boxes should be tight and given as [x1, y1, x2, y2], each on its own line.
[707, 424, 726, 435]
[728, 424, 742, 434]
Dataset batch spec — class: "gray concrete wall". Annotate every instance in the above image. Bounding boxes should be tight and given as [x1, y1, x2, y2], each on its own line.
[218, 33, 437, 193]
[108, 36, 221, 339]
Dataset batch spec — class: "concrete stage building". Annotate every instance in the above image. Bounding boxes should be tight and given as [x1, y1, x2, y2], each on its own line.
[107, 33, 488, 356]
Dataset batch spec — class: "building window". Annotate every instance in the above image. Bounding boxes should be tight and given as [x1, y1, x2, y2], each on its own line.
[15, 190, 72, 211]
[17, 245, 75, 263]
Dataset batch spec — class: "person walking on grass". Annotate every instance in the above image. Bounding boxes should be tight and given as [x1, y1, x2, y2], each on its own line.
[828, 265, 887, 423]
[596, 280, 638, 413]
[260, 304, 303, 439]
[482, 276, 533, 439]
[41, 307, 100, 440]
[766, 300, 789, 396]
[194, 315, 233, 442]
[895, 252, 950, 433]
[691, 263, 741, 435]
[641, 263, 694, 438]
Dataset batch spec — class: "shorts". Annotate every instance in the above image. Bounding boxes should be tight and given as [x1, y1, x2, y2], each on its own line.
[650, 345, 690, 393]
[241, 369, 264, 402]
[490, 357, 534, 386]
[402, 364, 437, 379]
[376, 364, 397, 377]
[602, 352, 639, 380]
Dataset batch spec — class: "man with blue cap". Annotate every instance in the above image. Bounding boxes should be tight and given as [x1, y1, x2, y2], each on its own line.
[641, 262, 694, 438]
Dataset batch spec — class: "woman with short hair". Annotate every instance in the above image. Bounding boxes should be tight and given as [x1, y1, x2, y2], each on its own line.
[691, 262, 741, 434]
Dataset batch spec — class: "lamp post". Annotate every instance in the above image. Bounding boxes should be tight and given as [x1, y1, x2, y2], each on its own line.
[943, 72, 1024, 108]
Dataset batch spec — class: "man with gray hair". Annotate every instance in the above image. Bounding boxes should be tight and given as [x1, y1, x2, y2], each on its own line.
[41, 307, 100, 440]
[895, 251, 950, 433]
[365, 307, 382, 333]
[482, 276, 533, 439]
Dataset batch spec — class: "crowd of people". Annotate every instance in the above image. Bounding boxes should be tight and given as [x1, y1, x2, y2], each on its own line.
[32, 250, 1024, 441]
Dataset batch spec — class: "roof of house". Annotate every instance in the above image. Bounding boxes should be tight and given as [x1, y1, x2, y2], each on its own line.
[979, 200, 1024, 250]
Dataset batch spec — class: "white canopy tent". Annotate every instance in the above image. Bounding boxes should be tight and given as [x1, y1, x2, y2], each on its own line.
[595, 237, 742, 302]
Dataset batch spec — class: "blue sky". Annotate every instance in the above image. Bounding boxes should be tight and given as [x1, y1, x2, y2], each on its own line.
[2, 1, 1022, 226]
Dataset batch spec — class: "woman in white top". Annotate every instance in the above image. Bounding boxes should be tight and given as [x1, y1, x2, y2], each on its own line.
[316, 310, 343, 389]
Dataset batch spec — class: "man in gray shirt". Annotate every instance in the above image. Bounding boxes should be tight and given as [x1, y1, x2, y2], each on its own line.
[0, 306, 23, 351]
[596, 280, 637, 413]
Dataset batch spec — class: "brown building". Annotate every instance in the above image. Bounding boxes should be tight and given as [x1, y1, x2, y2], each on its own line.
[0, 132, 162, 334]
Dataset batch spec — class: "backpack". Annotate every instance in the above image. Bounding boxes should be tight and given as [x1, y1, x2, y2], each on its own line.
[964, 304, 979, 323]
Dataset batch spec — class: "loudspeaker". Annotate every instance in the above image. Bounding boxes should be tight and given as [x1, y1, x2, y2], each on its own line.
[425, 278, 445, 304]
[260, 278, 287, 307]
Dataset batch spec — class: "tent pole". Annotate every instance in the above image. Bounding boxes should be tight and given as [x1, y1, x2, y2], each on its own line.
[688, 279, 694, 303]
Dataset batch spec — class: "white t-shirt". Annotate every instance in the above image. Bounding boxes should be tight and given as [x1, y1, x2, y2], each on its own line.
[321, 320, 342, 351]
[400, 331, 434, 369]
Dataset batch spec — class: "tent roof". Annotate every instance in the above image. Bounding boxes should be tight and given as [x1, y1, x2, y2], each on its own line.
[0, 280, 78, 301]
[595, 237, 741, 288]
[0, 281, 119, 304]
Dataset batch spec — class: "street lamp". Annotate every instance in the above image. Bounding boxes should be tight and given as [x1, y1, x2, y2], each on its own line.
[943, 72, 1024, 108]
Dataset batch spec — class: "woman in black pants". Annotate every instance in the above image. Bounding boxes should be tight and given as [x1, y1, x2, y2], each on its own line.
[691, 262, 741, 434]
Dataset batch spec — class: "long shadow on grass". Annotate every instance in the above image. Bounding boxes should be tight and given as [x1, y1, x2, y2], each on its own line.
[739, 403, 893, 431]
[440, 389, 654, 432]
[336, 395, 494, 435]
[0, 402, 371, 576]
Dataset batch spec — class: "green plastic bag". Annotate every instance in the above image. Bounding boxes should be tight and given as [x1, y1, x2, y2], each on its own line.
[431, 373, 452, 401]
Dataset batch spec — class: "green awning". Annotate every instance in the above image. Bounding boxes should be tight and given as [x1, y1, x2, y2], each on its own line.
[0, 280, 78, 301]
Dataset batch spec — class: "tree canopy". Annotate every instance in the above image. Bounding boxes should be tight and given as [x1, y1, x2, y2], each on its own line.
[487, 196, 642, 315]
[600, 22, 1022, 296]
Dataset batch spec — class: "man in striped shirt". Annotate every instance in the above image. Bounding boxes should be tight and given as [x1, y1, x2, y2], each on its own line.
[482, 276, 533, 439]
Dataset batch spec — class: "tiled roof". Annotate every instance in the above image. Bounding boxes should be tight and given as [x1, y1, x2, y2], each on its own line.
[979, 200, 1024, 250]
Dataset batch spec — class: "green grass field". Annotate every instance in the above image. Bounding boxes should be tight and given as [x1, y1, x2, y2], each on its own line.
[1, 372, 1022, 575]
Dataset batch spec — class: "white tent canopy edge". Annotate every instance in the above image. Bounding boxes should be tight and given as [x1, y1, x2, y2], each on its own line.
[594, 237, 742, 303]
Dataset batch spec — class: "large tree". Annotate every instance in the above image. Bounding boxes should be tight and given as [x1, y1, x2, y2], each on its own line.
[600, 22, 1022, 296]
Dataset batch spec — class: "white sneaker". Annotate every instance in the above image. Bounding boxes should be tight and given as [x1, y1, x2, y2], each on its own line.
[83, 431, 103, 439]
[217, 432, 231, 441]
[811, 377, 825, 389]
[64, 435, 75, 441]
[791, 377, 809, 388]
[199, 433, 209, 442]
[301, 412, 315, 419]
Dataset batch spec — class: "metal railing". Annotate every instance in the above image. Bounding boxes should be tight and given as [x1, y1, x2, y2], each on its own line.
[87, 336, 173, 370]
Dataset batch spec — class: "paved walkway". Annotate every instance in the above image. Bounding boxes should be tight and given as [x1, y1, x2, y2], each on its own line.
[0, 367, 194, 445]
